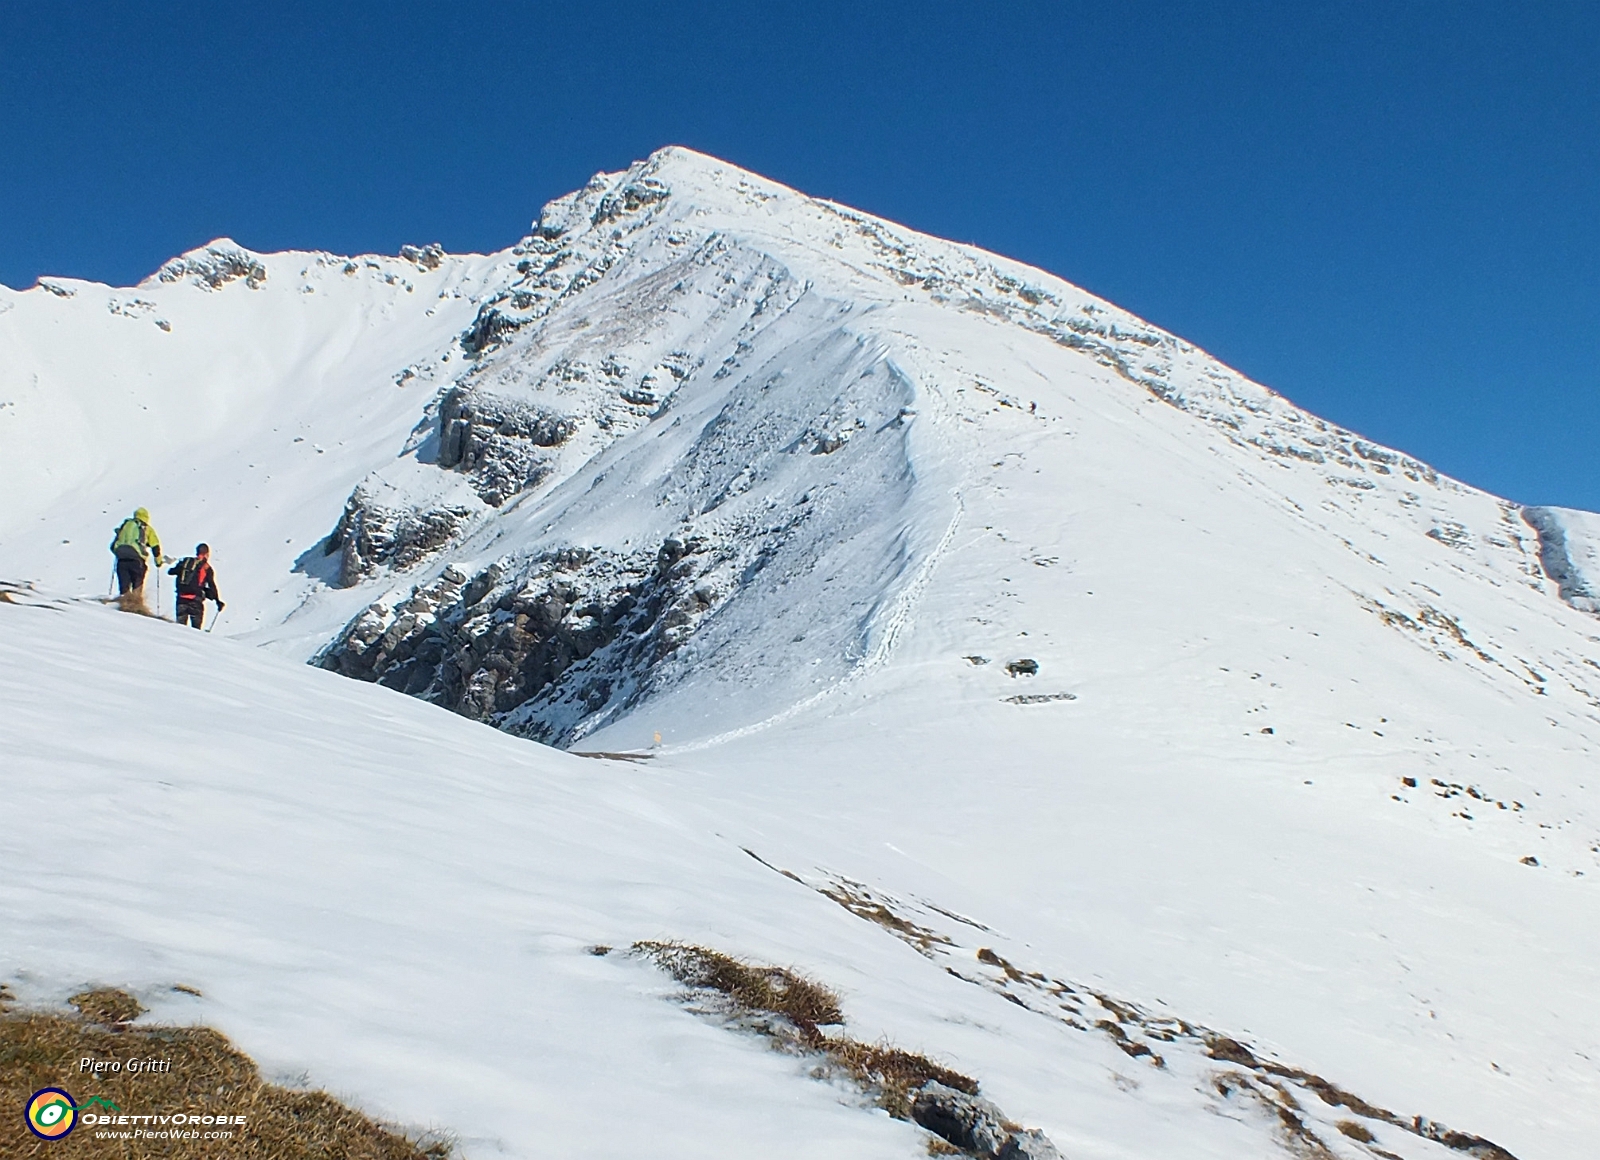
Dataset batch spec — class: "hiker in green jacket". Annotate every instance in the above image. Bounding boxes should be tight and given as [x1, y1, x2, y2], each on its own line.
[110, 508, 163, 596]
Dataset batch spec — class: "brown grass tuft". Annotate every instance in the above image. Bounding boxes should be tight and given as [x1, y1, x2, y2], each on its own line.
[632, 941, 844, 1030]
[2, 988, 450, 1158]
[822, 1037, 978, 1118]
[69, 988, 145, 1027]
[820, 881, 953, 957]
[631, 942, 978, 1125]
[1206, 1034, 1261, 1066]
[1337, 1120, 1376, 1143]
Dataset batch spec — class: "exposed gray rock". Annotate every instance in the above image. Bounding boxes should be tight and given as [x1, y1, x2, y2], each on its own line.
[460, 305, 525, 356]
[1523, 506, 1600, 612]
[323, 485, 477, 587]
[591, 177, 670, 225]
[156, 244, 268, 290]
[908, 1081, 1064, 1159]
[460, 169, 680, 358]
[911, 1082, 1009, 1156]
[311, 172, 924, 744]
[1426, 521, 1472, 550]
[997, 1129, 1062, 1160]
[399, 243, 445, 270]
[315, 532, 736, 744]
[1005, 658, 1039, 677]
[436, 387, 577, 506]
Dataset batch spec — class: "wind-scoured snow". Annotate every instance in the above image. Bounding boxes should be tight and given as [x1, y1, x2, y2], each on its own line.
[3, 147, 1599, 1159]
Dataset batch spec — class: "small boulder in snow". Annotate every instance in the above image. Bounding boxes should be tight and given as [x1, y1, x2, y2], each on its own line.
[911, 1082, 1009, 1156]
[998, 1129, 1063, 1160]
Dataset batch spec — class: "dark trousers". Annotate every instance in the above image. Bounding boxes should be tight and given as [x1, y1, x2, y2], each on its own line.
[177, 598, 205, 629]
[116, 555, 147, 595]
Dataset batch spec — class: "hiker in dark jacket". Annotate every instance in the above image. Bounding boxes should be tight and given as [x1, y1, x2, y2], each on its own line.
[168, 544, 224, 629]
[109, 508, 163, 595]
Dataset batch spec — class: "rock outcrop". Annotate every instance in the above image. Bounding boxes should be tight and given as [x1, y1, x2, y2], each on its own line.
[399, 243, 445, 270]
[154, 242, 268, 290]
[911, 1082, 1062, 1159]
[911, 1083, 1010, 1156]
[322, 484, 478, 588]
[316, 532, 734, 745]
[436, 387, 577, 506]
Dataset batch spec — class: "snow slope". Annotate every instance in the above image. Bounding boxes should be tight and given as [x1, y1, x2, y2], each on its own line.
[6, 597, 1588, 1160]
[4, 148, 1600, 1159]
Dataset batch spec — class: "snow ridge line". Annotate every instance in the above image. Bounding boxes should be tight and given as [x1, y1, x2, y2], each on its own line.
[863, 490, 965, 674]
[668, 487, 964, 754]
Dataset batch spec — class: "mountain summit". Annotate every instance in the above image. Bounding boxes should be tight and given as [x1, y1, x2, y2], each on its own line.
[2, 147, 1598, 1159]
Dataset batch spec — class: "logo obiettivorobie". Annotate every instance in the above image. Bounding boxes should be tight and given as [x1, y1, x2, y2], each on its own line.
[26, 1088, 79, 1140]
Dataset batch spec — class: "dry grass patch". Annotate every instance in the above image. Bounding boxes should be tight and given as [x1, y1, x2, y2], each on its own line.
[630, 941, 978, 1120]
[820, 1038, 979, 1119]
[1, 987, 449, 1159]
[69, 988, 145, 1027]
[1336, 1120, 1376, 1143]
[633, 940, 844, 1031]
[819, 880, 954, 958]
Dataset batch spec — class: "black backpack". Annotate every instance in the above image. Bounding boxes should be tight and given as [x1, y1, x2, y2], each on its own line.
[175, 557, 207, 597]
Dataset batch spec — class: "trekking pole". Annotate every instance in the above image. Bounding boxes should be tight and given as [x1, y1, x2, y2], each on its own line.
[108, 562, 117, 597]
[206, 605, 224, 634]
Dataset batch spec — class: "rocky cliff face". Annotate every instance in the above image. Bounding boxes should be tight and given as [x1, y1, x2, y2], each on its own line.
[317, 532, 735, 745]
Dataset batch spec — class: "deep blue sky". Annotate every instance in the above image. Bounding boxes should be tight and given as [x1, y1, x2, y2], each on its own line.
[3, 2, 1595, 509]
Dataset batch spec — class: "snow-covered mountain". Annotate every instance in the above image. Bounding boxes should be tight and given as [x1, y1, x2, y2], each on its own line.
[3, 147, 1599, 1160]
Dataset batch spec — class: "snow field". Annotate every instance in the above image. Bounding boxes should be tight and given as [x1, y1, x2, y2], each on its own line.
[0, 598, 1419, 1160]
